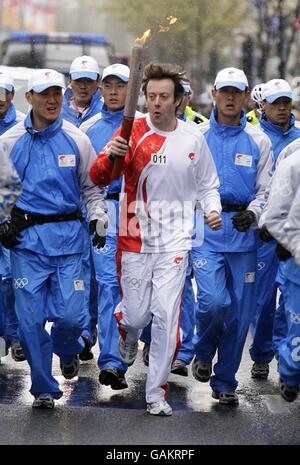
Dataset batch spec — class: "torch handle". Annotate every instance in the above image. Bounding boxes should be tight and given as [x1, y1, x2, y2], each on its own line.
[111, 116, 135, 180]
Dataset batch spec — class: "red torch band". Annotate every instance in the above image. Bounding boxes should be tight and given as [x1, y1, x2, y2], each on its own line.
[111, 44, 145, 180]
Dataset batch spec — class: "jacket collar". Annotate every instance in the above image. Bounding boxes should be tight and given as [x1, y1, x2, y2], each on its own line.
[210, 108, 246, 135]
[24, 111, 63, 137]
[260, 112, 296, 136]
[0, 103, 16, 126]
[101, 104, 124, 124]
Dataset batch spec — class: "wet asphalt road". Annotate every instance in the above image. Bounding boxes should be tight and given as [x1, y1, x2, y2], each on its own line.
[0, 334, 299, 446]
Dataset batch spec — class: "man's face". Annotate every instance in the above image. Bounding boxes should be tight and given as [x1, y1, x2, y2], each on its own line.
[71, 77, 99, 107]
[0, 88, 14, 119]
[146, 78, 180, 130]
[212, 86, 247, 119]
[26, 86, 63, 129]
[100, 76, 127, 112]
[262, 97, 292, 128]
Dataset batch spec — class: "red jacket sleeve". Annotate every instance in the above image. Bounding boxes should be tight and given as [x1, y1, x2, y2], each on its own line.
[90, 127, 124, 187]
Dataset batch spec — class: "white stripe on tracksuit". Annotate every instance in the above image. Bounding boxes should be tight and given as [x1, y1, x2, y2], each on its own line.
[115, 251, 188, 403]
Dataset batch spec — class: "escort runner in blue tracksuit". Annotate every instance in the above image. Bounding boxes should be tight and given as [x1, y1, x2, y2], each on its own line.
[0, 69, 26, 361]
[61, 55, 103, 359]
[0, 111, 21, 360]
[250, 79, 300, 379]
[191, 67, 273, 405]
[0, 69, 107, 409]
[86, 64, 134, 390]
[262, 152, 300, 402]
[61, 55, 103, 127]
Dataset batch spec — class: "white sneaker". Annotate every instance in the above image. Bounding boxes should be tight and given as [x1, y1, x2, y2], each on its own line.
[118, 336, 138, 366]
[147, 400, 173, 416]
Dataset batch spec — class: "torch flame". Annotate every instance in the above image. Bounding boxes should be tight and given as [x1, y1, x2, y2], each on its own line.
[159, 25, 170, 33]
[135, 29, 151, 45]
[167, 16, 178, 25]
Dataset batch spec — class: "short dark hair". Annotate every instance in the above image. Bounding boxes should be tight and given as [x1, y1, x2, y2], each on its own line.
[142, 63, 187, 102]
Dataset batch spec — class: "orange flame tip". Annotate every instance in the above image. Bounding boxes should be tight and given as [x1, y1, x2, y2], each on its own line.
[135, 29, 151, 45]
[167, 16, 178, 25]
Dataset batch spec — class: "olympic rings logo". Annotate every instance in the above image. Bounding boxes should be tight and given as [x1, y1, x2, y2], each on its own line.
[193, 258, 207, 269]
[289, 310, 300, 325]
[128, 278, 142, 290]
[257, 261, 265, 271]
[93, 244, 112, 255]
[13, 278, 29, 289]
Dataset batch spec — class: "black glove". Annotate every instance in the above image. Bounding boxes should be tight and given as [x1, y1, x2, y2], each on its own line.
[232, 210, 256, 232]
[258, 225, 273, 242]
[0, 221, 21, 249]
[276, 243, 291, 261]
[89, 219, 107, 249]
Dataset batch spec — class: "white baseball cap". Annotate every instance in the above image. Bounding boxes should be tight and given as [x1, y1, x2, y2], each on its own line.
[70, 55, 100, 81]
[101, 64, 130, 82]
[263, 79, 292, 103]
[181, 82, 192, 94]
[28, 69, 65, 93]
[0, 69, 14, 92]
[214, 67, 248, 91]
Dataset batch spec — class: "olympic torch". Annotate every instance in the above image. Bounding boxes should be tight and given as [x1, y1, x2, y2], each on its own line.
[111, 30, 151, 180]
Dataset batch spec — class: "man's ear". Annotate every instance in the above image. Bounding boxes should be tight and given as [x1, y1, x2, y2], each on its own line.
[25, 91, 33, 105]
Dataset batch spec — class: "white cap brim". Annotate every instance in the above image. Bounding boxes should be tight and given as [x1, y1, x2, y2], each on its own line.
[70, 71, 98, 81]
[31, 82, 65, 93]
[265, 91, 292, 103]
[215, 81, 247, 91]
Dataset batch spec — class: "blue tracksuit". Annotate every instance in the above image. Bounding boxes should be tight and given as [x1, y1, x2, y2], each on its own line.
[86, 105, 126, 372]
[61, 87, 103, 344]
[0, 103, 24, 345]
[2, 113, 105, 398]
[61, 87, 103, 128]
[278, 257, 300, 386]
[250, 114, 300, 363]
[192, 109, 273, 393]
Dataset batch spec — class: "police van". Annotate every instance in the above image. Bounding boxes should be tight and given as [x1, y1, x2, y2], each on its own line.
[0, 31, 114, 76]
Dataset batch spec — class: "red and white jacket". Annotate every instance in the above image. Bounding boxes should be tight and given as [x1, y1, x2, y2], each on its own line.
[90, 114, 221, 253]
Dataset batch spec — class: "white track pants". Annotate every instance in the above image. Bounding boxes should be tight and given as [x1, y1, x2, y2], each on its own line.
[115, 251, 188, 403]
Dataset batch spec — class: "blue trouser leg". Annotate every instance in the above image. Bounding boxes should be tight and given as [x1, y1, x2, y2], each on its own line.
[278, 277, 300, 386]
[192, 250, 231, 364]
[89, 256, 98, 334]
[192, 249, 256, 392]
[92, 234, 127, 372]
[11, 250, 86, 398]
[273, 262, 288, 354]
[249, 241, 278, 363]
[1, 277, 18, 342]
[140, 322, 152, 344]
[80, 230, 94, 345]
[11, 250, 62, 398]
[176, 257, 195, 364]
[0, 282, 5, 338]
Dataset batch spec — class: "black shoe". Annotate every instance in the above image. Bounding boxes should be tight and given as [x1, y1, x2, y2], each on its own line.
[11, 341, 26, 362]
[251, 362, 269, 379]
[171, 359, 188, 376]
[192, 357, 212, 382]
[99, 367, 128, 390]
[79, 336, 94, 361]
[212, 390, 239, 405]
[60, 356, 80, 379]
[279, 378, 299, 402]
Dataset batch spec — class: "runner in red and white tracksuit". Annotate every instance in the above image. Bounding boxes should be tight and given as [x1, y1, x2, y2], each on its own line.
[90, 65, 221, 413]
